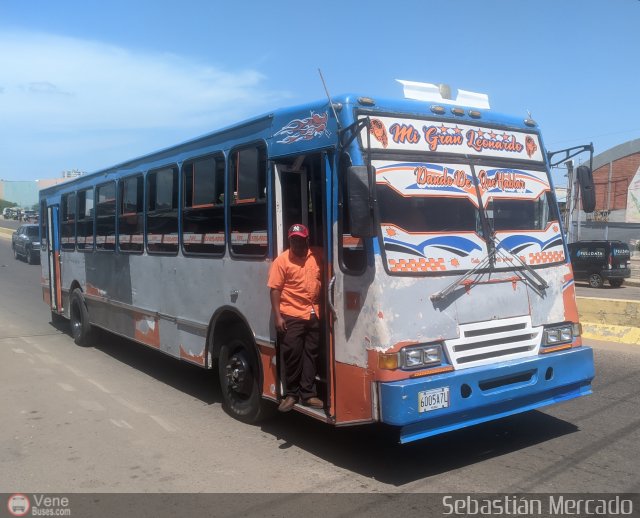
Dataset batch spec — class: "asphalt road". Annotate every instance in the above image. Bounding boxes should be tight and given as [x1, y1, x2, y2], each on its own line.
[575, 282, 640, 300]
[0, 232, 639, 495]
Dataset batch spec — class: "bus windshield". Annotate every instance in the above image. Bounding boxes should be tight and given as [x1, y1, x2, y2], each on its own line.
[487, 193, 556, 232]
[373, 159, 562, 274]
[377, 184, 481, 234]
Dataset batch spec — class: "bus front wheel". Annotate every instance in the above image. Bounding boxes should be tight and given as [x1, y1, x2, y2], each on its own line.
[69, 289, 94, 346]
[218, 338, 265, 423]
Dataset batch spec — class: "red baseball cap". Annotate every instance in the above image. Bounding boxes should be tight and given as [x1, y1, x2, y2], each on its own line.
[288, 223, 309, 239]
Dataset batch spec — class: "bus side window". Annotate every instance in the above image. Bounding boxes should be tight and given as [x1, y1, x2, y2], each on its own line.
[61, 192, 76, 251]
[96, 181, 116, 252]
[146, 166, 179, 255]
[182, 153, 225, 255]
[118, 175, 144, 253]
[40, 199, 47, 249]
[229, 145, 268, 257]
[339, 155, 367, 273]
[77, 188, 95, 251]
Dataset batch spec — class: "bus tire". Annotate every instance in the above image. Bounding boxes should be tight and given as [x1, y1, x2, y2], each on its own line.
[218, 338, 265, 424]
[588, 273, 604, 289]
[69, 289, 93, 346]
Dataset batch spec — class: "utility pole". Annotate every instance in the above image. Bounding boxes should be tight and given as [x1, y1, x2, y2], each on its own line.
[564, 161, 573, 240]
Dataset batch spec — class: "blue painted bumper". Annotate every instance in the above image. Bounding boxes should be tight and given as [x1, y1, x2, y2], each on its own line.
[379, 346, 594, 444]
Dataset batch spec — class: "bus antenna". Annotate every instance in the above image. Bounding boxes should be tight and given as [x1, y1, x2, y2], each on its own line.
[318, 68, 341, 130]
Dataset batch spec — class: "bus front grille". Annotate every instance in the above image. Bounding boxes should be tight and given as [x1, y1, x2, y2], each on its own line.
[444, 316, 542, 370]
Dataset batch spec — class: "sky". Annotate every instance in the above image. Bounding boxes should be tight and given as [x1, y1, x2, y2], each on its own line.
[1, 0, 639, 187]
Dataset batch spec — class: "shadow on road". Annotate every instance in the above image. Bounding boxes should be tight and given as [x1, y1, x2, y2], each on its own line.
[260, 410, 578, 487]
[79, 326, 579, 487]
[89, 328, 221, 405]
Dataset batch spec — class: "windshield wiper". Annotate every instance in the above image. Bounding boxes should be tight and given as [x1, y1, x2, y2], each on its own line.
[430, 251, 494, 302]
[430, 234, 549, 302]
[491, 234, 549, 294]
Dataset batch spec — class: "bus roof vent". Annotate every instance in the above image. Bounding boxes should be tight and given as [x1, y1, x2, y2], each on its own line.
[396, 79, 490, 110]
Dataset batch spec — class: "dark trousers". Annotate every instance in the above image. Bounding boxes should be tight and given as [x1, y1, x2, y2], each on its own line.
[279, 314, 320, 400]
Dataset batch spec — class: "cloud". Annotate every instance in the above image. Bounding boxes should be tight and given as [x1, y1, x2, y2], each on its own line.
[25, 82, 73, 96]
[0, 30, 288, 179]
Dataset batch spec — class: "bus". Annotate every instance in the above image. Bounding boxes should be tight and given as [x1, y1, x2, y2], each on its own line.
[39, 80, 595, 443]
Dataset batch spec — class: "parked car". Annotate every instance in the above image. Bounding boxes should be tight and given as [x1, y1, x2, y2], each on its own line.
[22, 209, 37, 222]
[11, 224, 41, 264]
[567, 240, 631, 288]
[4, 207, 18, 220]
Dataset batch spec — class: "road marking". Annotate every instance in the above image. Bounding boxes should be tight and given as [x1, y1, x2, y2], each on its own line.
[78, 400, 106, 412]
[65, 365, 87, 378]
[30, 343, 49, 353]
[149, 415, 178, 432]
[35, 353, 61, 365]
[111, 395, 146, 414]
[11, 348, 26, 354]
[86, 379, 111, 394]
[109, 419, 133, 429]
[57, 383, 76, 392]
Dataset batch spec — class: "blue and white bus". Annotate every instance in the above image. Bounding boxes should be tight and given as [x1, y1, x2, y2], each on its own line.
[39, 80, 594, 443]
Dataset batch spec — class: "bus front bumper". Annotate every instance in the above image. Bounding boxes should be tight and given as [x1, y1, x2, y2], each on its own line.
[378, 346, 594, 444]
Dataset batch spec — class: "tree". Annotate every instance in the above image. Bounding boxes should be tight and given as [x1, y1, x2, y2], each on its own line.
[0, 199, 18, 212]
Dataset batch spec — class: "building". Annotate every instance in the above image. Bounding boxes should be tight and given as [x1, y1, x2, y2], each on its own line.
[568, 138, 640, 246]
[0, 172, 82, 208]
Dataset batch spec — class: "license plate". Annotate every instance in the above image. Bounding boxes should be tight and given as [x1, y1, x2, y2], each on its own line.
[418, 387, 450, 413]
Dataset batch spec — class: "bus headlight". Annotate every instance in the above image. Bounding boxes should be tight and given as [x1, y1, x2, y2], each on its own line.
[542, 323, 575, 346]
[401, 344, 443, 369]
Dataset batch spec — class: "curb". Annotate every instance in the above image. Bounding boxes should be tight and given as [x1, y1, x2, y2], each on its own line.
[581, 322, 640, 344]
[576, 296, 640, 345]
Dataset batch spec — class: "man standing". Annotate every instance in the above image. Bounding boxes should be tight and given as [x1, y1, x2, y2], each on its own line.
[268, 223, 324, 412]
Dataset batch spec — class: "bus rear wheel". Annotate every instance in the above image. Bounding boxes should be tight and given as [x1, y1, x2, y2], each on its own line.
[69, 289, 94, 346]
[218, 338, 265, 424]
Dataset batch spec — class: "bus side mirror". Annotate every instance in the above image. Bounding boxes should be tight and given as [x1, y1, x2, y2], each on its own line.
[347, 165, 376, 238]
[576, 165, 596, 213]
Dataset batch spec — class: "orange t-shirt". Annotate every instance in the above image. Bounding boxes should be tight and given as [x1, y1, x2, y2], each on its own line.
[267, 247, 322, 319]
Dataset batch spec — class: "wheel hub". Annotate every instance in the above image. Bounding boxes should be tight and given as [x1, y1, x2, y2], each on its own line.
[225, 353, 251, 395]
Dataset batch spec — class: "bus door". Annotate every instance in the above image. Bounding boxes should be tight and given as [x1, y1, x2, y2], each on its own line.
[46, 205, 63, 314]
[330, 154, 376, 425]
[273, 153, 331, 413]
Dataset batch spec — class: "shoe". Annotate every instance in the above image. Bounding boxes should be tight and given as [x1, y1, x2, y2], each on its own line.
[278, 396, 298, 412]
[302, 397, 324, 409]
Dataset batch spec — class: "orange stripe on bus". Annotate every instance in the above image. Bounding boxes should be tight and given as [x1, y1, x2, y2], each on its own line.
[334, 361, 373, 424]
[133, 314, 160, 348]
[179, 345, 206, 366]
